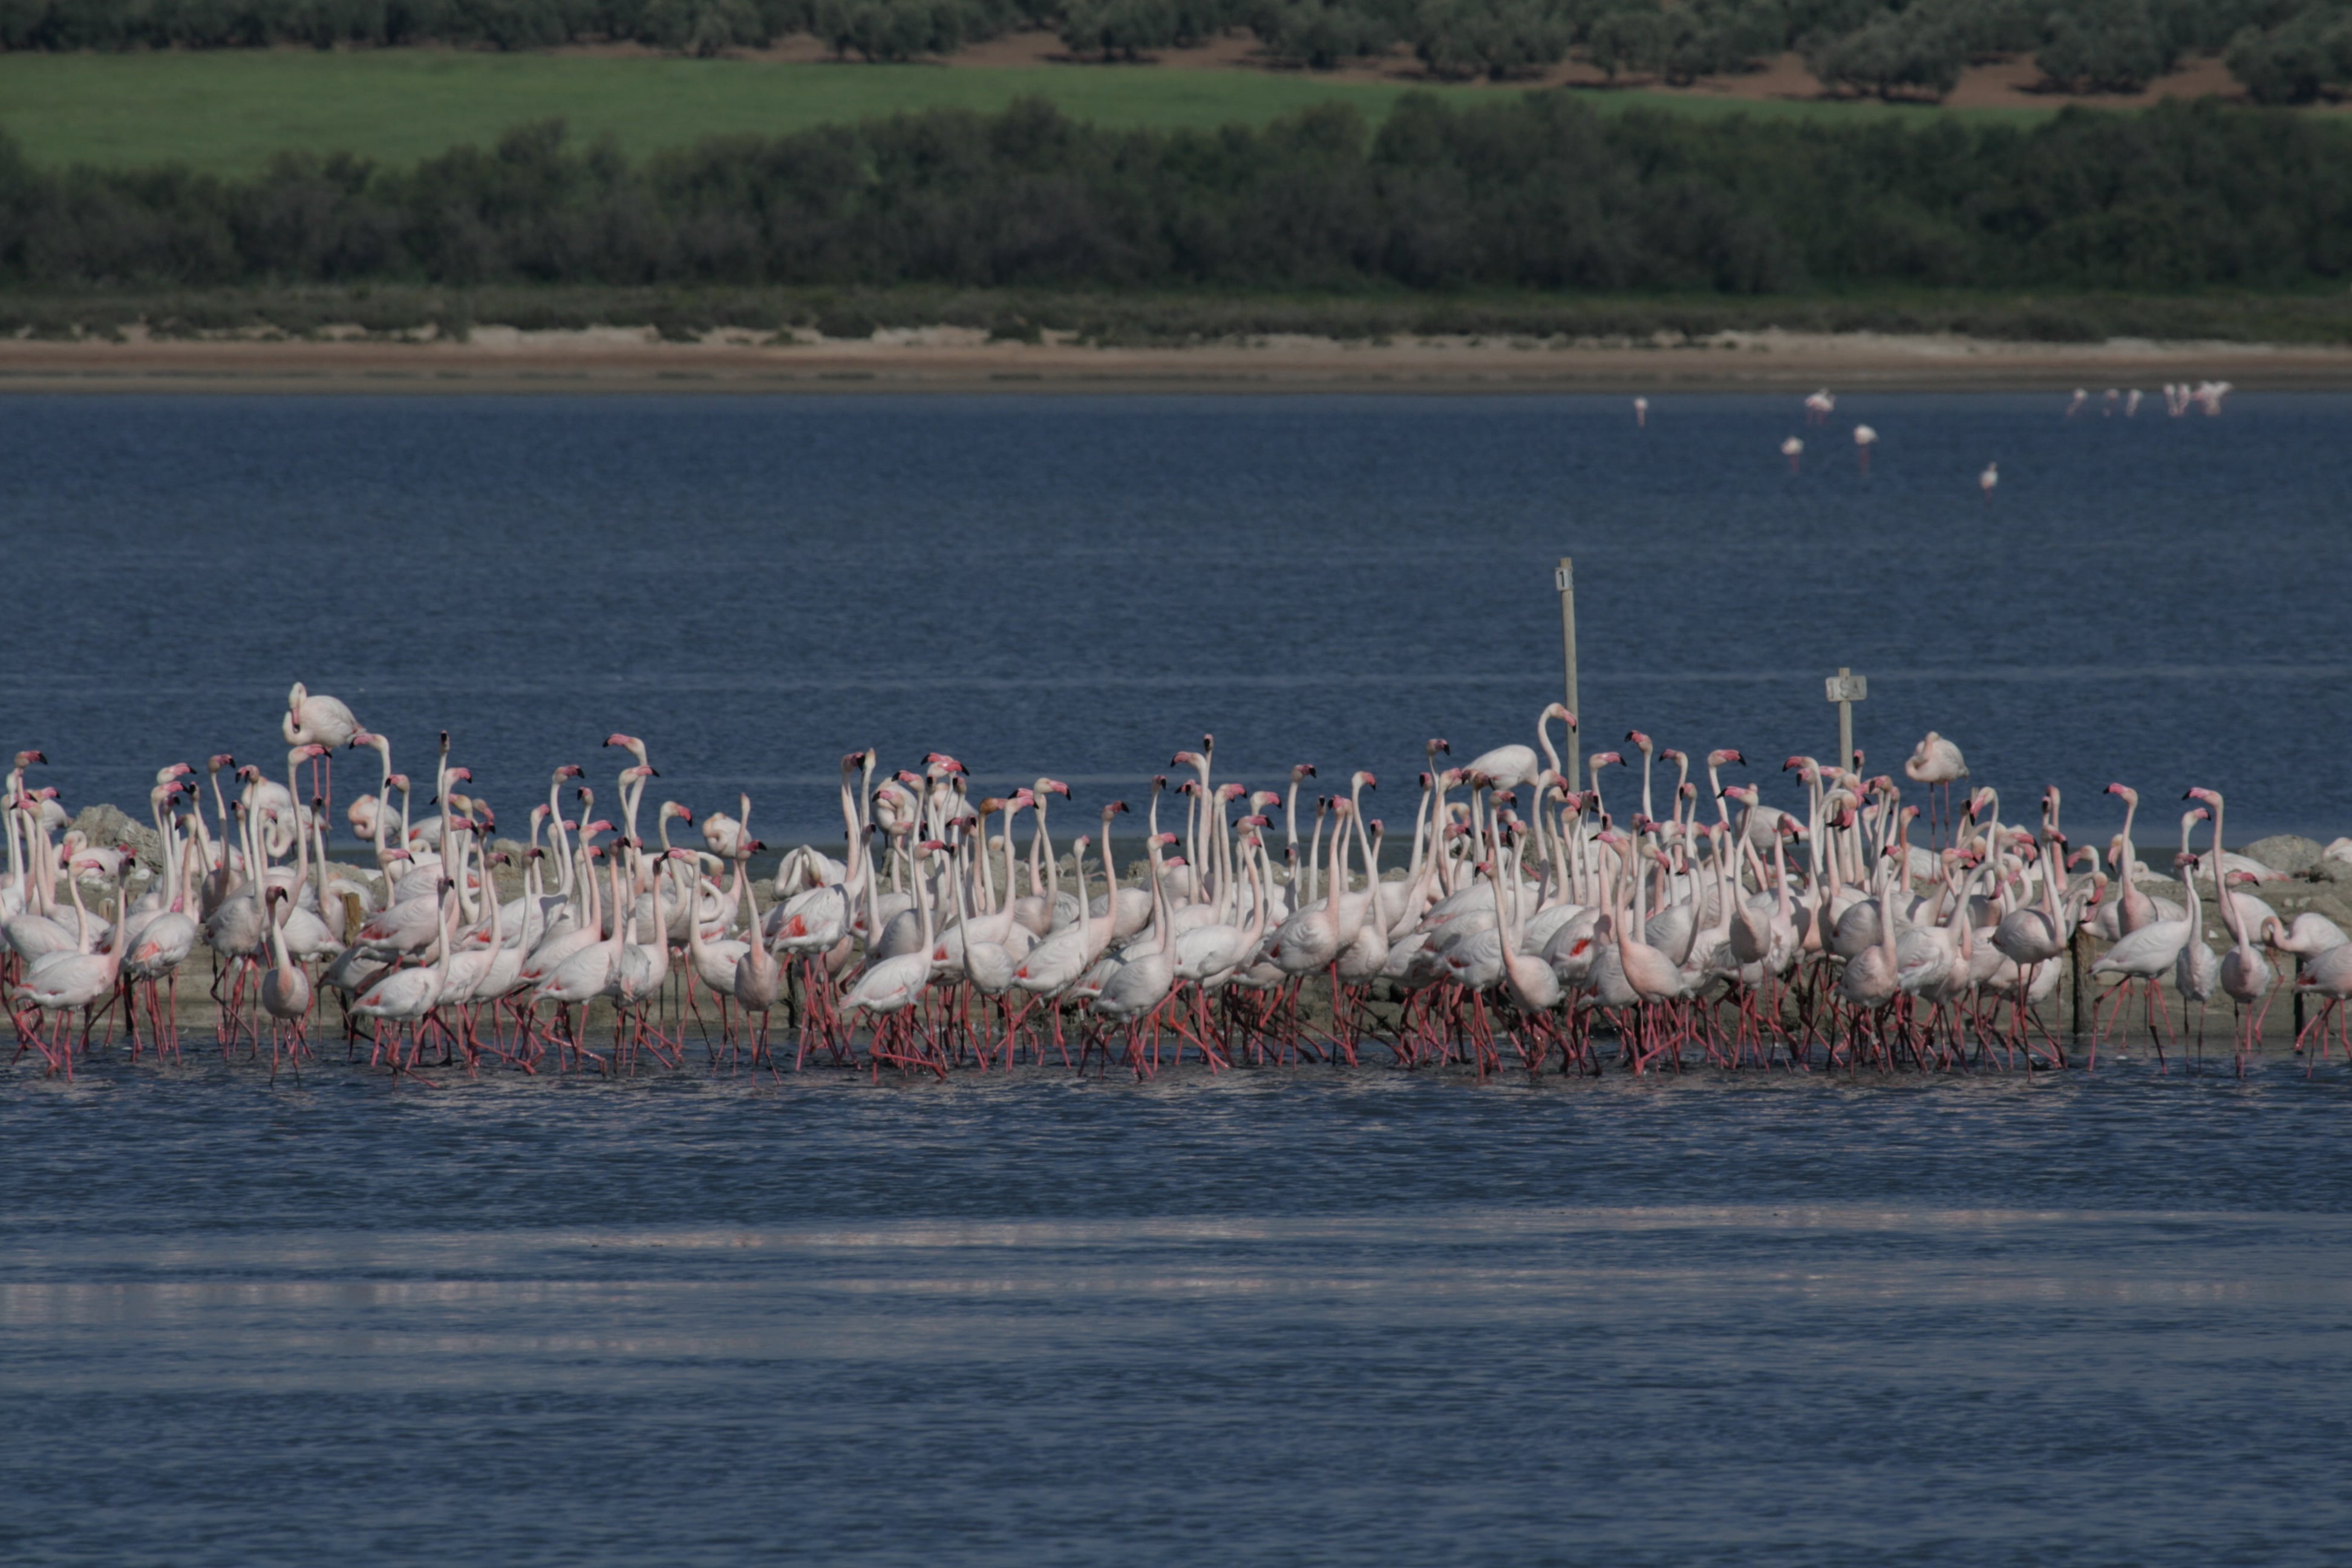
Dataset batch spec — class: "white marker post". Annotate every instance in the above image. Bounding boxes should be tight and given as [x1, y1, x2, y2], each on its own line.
[1824, 667, 1867, 775]
[1555, 557, 1581, 791]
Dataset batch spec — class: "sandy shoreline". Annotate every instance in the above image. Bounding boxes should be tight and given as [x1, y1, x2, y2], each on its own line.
[5, 327, 2351, 394]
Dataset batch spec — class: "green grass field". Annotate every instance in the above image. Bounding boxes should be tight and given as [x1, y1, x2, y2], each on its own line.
[0, 48, 2058, 175]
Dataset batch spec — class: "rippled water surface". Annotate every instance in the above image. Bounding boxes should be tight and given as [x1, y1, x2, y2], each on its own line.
[8, 1057, 2352, 1565]
[7, 390, 2352, 1564]
[3, 390, 2348, 842]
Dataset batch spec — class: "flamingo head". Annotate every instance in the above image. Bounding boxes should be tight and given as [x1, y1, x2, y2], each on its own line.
[664, 802, 691, 822]
[556, 764, 584, 780]
[1353, 771, 1377, 791]
[1292, 763, 1317, 782]
[1625, 730, 1653, 755]
[1105, 801, 1131, 819]
[2105, 782, 2135, 804]
[209, 753, 235, 773]
[1250, 791, 1281, 813]
[1172, 750, 1203, 770]
[2186, 786, 2223, 809]
[1428, 737, 1451, 756]
[605, 733, 640, 751]
[1219, 782, 1247, 803]
[1544, 704, 1576, 729]
[1240, 814, 1272, 831]
[1046, 780, 1071, 799]
[15, 750, 46, 768]
[1661, 749, 1687, 768]
[1589, 751, 1624, 771]
[157, 761, 195, 782]
[1152, 831, 1179, 849]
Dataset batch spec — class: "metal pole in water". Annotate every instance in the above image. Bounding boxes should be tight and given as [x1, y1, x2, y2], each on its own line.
[1824, 668, 1866, 776]
[1555, 557, 1581, 791]
[2069, 929, 2087, 1046]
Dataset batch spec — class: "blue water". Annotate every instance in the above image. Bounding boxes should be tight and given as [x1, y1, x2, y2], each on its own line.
[8, 391, 2352, 1564]
[2, 391, 2346, 844]
[8, 1059, 2352, 1564]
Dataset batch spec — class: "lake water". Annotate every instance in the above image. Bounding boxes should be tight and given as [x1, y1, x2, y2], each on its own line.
[6, 390, 2352, 1564]
[8, 1059, 2352, 1564]
[3, 390, 2347, 845]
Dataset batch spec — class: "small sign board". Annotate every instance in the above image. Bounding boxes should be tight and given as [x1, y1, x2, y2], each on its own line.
[1824, 673, 1868, 704]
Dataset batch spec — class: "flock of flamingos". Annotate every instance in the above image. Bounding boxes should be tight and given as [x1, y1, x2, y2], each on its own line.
[6, 676, 2350, 1087]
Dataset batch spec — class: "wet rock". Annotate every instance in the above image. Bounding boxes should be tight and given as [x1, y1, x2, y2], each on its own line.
[2241, 835, 2324, 875]
[68, 803, 163, 872]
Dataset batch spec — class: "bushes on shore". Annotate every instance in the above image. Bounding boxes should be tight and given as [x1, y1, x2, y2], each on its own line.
[2, 95, 2348, 297]
[1, 0, 2348, 105]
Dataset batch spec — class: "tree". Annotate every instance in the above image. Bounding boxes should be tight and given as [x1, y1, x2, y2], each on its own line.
[2035, 0, 2173, 90]
[1410, 0, 1569, 77]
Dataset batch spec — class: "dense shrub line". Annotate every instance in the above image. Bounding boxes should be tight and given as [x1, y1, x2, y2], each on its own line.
[1, 0, 2347, 97]
[11, 280, 2352, 344]
[2, 94, 2348, 293]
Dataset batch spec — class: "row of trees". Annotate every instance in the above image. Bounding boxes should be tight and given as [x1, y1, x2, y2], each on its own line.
[0, 0, 2345, 94]
[3, 96, 2347, 293]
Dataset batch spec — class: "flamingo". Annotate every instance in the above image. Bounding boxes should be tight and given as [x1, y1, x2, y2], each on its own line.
[284, 682, 359, 814]
[13, 856, 126, 1074]
[2089, 843, 2200, 1070]
[1904, 731, 1967, 847]
[258, 886, 313, 1079]
[2187, 788, 2273, 1070]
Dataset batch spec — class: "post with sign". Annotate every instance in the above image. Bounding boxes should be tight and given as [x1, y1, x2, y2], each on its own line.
[1555, 557, 1581, 791]
[1824, 667, 1866, 775]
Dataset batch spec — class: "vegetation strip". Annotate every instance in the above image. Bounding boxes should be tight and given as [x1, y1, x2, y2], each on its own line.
[2, 96, 2347, 307]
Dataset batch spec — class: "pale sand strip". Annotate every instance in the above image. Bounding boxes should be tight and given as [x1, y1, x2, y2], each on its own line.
[4, 327, 2348, 394]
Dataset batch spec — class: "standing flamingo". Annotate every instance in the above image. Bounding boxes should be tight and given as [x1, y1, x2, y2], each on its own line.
[284, 682, 359, 818]
[2187, 787, 2273, 1071]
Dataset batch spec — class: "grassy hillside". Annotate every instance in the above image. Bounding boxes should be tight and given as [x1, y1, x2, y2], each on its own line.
[0, 47, 2057, 176]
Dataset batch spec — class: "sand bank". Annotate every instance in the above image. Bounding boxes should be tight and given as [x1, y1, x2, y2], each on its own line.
[5, 325, 2351, 395]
